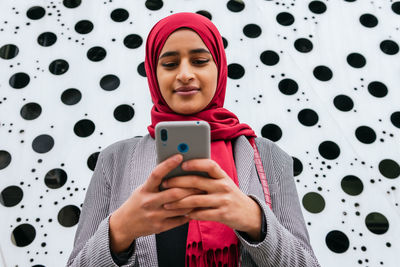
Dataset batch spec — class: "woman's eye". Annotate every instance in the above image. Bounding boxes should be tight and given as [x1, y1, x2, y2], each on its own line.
[162, 62, 177, 67]
[193, 59, 209, 65]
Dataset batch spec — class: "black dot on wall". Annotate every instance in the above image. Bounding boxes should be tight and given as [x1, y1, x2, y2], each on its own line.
[292, 157, 303, 176]
[49, 59, 69, 75]
[87, 46, 106, 62]
[347, 53, 366, 68]
[334, 95, 354, 112]
[294, 38, 313, 53]
[298, 109, 319, 126]
[137, 62, 146, 77]
[0, 44, 19, 59]
[390, 111, 400, 128]
[26, 6, 46, 20]
[379, 159, 400, 179]
[87, 152, 100, 171]
[368, 81, 388, 97]
[110, 8, 129, 22]
[302, 192, 325, 213]
[124, 34, 143, 49]
[243, 24, 261, 38]
[276, 12, 295, 26]
[308, 1, 327, 14]
[392, 2, 400, 15]
[380, 40, 399, 55]
[32, 134, 54, 153]
[227, 0, 245, 12]
[58, 205, 81, 227]
[0, 185, 23, 207]
[196, 10, 212, 20]
[313, 65, 333, 81]
[74, 119, 95, 137]
[260, 50, 279, 66]
[341, 175, 364, 196]
[37, 32, 57, 47]
[228, 63, 245, 79]
[0, 150, 12, 170]
[74, 20, 94, 34]
[365, 212, 389, 234]
[359, 13, 378, 28]
[319, 141, 340, 160]
[11, 223, 36, 247]
[20, 102, 42, 120]
[355, 126, 376, 144]
[9, 72, 30, 89]
[261, 124, 282, 142]
[114, 105, 135, 122]
[100, 74, 120, 91]
[325, 230, 349, 253]
[222, 37, 228, 49]
[145, 0, 164, 11]
[44, 169, 67, 189]
[63, 0, 81, 8]
[278, 78, 298, 95]
[61, 88, 82, 105]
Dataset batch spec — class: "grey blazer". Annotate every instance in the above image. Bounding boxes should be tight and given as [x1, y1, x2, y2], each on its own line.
[66, 134, 320, 267]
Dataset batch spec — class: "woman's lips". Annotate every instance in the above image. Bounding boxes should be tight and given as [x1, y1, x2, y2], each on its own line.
[174, 86, 200, 96]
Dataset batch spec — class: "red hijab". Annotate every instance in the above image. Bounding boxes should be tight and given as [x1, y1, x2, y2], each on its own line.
[145, 12, 256, 266]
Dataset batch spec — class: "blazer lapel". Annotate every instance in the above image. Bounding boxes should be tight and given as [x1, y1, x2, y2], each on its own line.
[233, 136, 255, 195]
[234, 136, 266, 201]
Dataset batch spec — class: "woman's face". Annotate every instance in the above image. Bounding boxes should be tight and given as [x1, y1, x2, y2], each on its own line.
[156, 29, 218, 115]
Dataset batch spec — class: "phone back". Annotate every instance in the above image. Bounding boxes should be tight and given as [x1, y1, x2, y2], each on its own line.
[155, 121, 210, 180]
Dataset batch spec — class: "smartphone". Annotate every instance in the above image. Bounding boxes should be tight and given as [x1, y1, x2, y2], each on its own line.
[155, 121, 211, 188]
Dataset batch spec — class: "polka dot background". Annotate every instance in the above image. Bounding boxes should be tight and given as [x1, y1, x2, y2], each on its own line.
[0, 0, 399, 266]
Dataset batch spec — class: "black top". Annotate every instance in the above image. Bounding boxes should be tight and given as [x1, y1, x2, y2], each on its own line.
[156, 223, 189, 267]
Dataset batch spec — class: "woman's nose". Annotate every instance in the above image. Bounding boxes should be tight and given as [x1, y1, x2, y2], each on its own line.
[176, 61, 195, 83]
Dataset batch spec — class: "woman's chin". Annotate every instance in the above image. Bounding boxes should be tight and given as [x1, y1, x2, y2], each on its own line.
[172, 105, 203, 115]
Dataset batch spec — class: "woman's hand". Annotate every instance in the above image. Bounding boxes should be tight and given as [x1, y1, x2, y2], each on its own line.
[109, 154, 202, 254]
[161, 159, 263, 241]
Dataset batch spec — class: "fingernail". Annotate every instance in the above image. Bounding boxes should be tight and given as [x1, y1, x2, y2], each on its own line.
[181, 162, 187, 169]
[174, 154, 182, 162]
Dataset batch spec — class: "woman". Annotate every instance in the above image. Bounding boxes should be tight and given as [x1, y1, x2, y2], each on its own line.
[67, 12, 320, 267]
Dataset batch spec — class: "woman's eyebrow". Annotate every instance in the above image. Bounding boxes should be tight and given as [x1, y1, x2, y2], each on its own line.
[159, 48, 211, 59]
[189, 48, 211, 55]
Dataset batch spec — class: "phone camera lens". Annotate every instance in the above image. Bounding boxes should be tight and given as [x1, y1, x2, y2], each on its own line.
[160, 129, 168, 141]
[177, 143, 189, 153]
